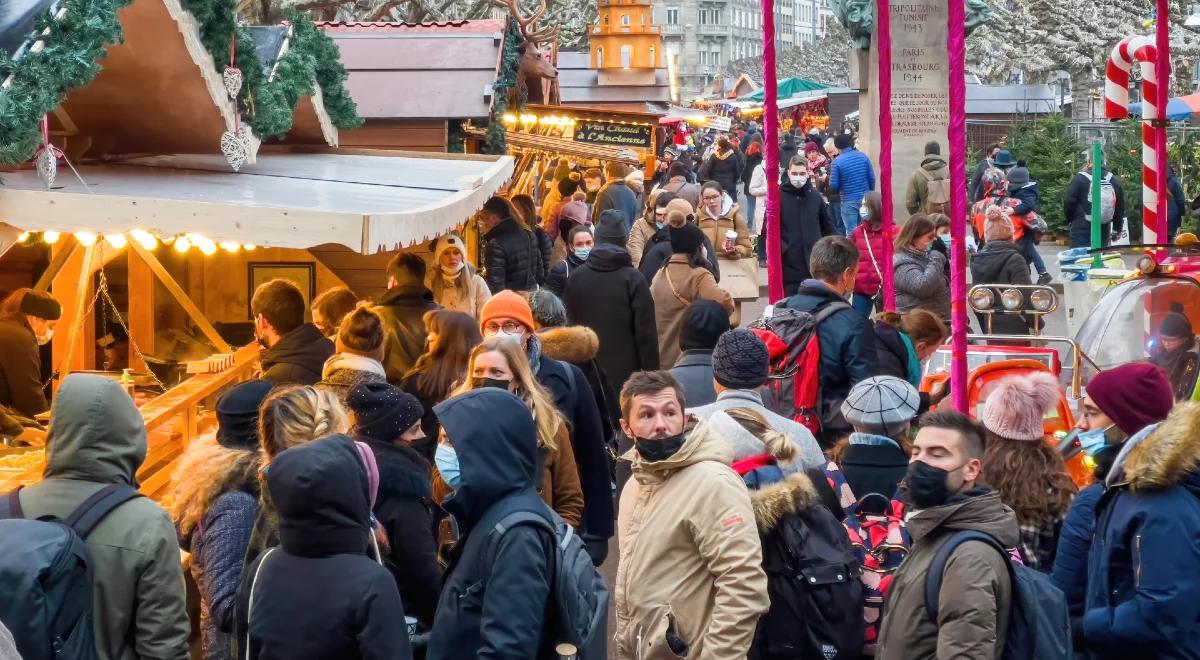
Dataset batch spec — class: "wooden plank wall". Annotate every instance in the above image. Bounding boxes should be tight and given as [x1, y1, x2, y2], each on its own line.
[338, 119, 449, 153]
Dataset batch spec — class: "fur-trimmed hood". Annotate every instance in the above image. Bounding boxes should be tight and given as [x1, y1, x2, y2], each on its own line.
[1126, 402, 1200, 494]
[537, 325, 599, 365]
[749, 472, 820, 533]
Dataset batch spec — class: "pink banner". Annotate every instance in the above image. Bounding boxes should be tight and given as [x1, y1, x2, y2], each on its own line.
[947, 0, 969, 412]
[877, 0, 895, 311]
[763, 0, 783, 302]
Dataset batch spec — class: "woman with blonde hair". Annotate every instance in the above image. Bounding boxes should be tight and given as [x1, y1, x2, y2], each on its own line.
[172, 379, 273, 660]
[243, 384, 350, 567]
[438, 336, 584, 526]
[426, 234, 492, 320]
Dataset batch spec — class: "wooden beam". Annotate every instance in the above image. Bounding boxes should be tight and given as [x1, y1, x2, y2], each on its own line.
[34, 237, 78, 292]
[127, 240, 233, 353]
[52, 242, 97, 385]
[127, 248, 156, 372]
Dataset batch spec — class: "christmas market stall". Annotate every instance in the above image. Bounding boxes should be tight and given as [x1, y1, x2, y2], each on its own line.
[0, 0, 514, 501]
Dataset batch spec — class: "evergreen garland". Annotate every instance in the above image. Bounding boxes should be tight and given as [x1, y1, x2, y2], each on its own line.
[0, 0, 131, 165]
[484, 19, 523, 155]
[287, 11, 360, 130]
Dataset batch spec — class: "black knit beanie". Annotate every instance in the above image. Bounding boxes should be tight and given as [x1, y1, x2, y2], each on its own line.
[347, 381, 424, 443]
[216, 379, 273, 450]
[680, 300, 731, 351]
[669, 223, 705, 255]
[711, 329, 769, 389]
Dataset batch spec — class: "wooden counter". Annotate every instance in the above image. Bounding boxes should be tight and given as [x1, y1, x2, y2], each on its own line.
[0, 344, 260, 501]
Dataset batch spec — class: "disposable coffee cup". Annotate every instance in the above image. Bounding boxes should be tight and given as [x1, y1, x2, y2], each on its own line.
[405, 616, 418, 638]
[555, 642, 578, 660]
[724, 229, 737, 252]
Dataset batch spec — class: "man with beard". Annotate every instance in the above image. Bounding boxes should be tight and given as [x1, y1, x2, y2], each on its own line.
[613, 370, 767, 659]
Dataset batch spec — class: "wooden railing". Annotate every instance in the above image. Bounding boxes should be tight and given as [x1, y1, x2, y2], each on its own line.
[0, 344, 261, 502]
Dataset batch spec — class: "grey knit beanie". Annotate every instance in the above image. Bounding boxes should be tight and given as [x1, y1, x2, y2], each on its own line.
[712, 329, 769, 389]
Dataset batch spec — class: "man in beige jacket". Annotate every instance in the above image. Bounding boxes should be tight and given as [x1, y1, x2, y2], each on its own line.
[615, 370, 768, 659]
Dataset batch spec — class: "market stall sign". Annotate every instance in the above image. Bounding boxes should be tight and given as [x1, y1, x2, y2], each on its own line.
[703, 115, 732, 131]
[573, 120, 653, 148]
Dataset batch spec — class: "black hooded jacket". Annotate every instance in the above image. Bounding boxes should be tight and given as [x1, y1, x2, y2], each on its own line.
[259, 323, 333, 386]
[563, 244, 659, 393]
[237, 436, 412, 660]
[484, 217, 539, 293]
[546, 250, 586, 298]
[427, 390, 556, 660]
[358, 435, 443, 628]
[779, 175, 834, 291]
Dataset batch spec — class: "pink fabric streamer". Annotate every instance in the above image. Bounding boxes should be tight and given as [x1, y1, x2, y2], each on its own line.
[947, 0, 969, 413]
[1155, 0, 1170, 253]
[763, 0, 783, 302]
[877, 0, 895, 311]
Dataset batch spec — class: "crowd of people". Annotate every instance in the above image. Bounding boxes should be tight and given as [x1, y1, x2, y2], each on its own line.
[2, 122, 1200, 660]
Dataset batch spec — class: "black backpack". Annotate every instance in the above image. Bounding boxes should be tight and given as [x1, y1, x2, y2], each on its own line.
[0, 484, 142, 660]
[924, 530, 1073, 660]
[752, 497, 864, 659]
[484, 508, 609, 658]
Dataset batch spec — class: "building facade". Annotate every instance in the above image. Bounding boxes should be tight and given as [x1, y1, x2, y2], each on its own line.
[591, 0, 664, 69]
[654, 0, 792, 99]
[792, 0, 834, 45]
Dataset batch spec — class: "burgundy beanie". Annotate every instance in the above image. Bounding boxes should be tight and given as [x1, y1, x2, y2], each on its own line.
[980, 371, 1060, 441]
[1086, 362, 1173, 435]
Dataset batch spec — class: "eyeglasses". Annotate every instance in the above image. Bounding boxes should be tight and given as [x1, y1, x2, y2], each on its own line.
[702, 194, 721, 202]
[483, 321, 525, 335]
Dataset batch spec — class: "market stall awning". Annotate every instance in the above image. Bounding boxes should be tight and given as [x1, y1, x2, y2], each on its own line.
[0, 151, 514, 253]
[738, 77, 831, 103]
[1130, 92, 1200, 120]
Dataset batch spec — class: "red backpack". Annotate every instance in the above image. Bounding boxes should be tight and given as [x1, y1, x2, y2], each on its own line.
[748, 303, 850, 435]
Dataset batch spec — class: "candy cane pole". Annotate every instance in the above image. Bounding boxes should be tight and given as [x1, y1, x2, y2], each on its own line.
[1105, 35, 1162, 246]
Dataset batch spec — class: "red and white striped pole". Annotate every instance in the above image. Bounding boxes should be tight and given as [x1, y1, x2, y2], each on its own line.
[1105, 35, 1162, 246]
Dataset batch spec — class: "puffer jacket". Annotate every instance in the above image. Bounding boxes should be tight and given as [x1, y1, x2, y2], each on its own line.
[426, 265, 492, 320]
[1083, 405, 1200, 659]
[779, 176, 834, 291]
[238, 436, 411, 660]
[650, 255, 734, 369]
[373, 276, 440, 384]
[17, 374, 190, 660]
[627, 216, 660, 267]
[539, 325, 621, 430]
[893, 248, 950, 321]
[427, 390, 557, 660]
[259, 323, 334, 387]
[969, 240, 1034, 335]
[851, 221, 892, 298]
[0, 314, 48, 417]
[875, 488, 1019, 660]
[700, 147, 743, 200]
[483, 217, 539, 293]
[563, 244, 659, 393]
[615, 420, 769, 659]
[697, 195, 754, 258]
[905, 155, 950, 214]
[1051, 481, 1104, 651]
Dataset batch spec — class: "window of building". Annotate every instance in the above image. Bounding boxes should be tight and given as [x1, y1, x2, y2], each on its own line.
[621, 14, 630, 24]
[649, 45, 656, 65]
[712, 9, 721, 23]
[596, 46, 604, 64]
[603, 14, 610, 24]
[621, 44, 633, 67]
[698, 9, 706, 24]
[666, 7, 678, 23]
[641, 13, 647, 24]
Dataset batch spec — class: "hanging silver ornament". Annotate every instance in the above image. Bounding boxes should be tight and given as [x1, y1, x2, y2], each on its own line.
[223, 66, 243, 100]
[220, 129, 248, 171]
[36, 147, 57, 190]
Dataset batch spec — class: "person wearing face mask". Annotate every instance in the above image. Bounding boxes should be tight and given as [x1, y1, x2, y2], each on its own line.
[477, 291, 614, 564]
[779, 155, 836, 295]
[426, 388, 558, 660]
[614, 370, 769, 660]
[849, 191, 895, 318]
[545, 224, 594, 298]
[399, 310, 482, 458]
[0, 288, 60, 419]
[1149, 312, 1200, 401]
[437, 337, 583, 528]
[564, 210, 659, 395]
[638, 197, 721, 283]
[1050, 362, 1173, 652]
[425, 233, 491, 320]
[780, 236, 879, 448]
[251, 279, 335, 386]
[875, 411, 1020, 660]
[892, 213, 951, 323]
[627, 191, 676, 267]
[344, 381, 442, 630]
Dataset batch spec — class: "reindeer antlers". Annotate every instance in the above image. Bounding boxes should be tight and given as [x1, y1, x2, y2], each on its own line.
[492, 0, 560, 45]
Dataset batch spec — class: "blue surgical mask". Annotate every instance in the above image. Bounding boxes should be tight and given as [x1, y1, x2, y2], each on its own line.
[435, 443, 462, 489]
[1077, 425, 1113, 457]
[859, 207, 871, 220]
[939, 234, 952, 247]
[656, 221, 665, 230]
[574, 247, 592, 260]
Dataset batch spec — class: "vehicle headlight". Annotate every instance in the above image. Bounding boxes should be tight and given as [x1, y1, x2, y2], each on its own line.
[1000, 288, 1023, 310]
[1137, 253, 1158, 274]
[969, 288, 994, 311]
[1030, 289, 1056, 312]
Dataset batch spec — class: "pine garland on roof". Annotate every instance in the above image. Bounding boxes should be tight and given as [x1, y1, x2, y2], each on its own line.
[0, 0, 131, 165]
[484, 18, 523, 155]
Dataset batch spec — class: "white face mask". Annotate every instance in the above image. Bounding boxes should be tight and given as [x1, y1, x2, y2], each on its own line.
[37, 329, 53, 346]
[441, 262, 465, 277]
[492, 329, 524, 347]
[789, 175, 808, 188]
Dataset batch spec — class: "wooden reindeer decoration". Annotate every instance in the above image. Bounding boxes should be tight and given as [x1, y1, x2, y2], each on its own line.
[493, 0, 559, 106]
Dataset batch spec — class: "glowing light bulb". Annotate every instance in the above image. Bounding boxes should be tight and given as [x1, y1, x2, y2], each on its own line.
[43, 230, 61, 244]
[75, 232, 97, 247]
[17, 232, 30, 243]
[129, 230, 158, 250]
[189, 234, 217, 256]
[243, 243, 256, 251]
[220, 241, 240, 253]
[173, 235, 191, 253]
[105, 234, 127, 249]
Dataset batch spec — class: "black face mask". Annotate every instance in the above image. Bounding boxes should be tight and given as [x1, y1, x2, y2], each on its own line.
[474, 377, 512, 391]
[902, 460, 960, 510]
[634, 431, 687, 463]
